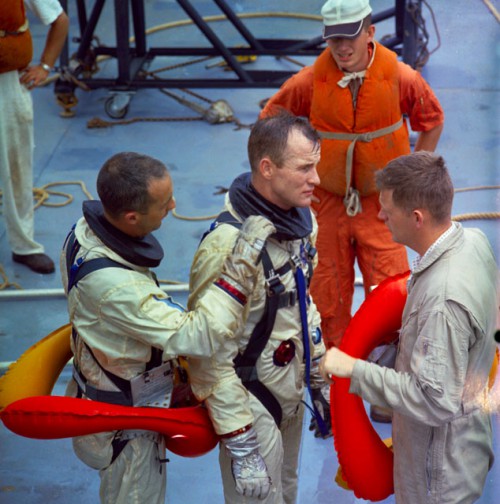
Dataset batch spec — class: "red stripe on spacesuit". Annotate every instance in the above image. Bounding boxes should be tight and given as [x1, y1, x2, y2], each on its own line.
[215, 278, 247, 305]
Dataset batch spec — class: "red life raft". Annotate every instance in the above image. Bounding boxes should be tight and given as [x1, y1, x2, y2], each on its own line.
[330, 270, 499, 501]
[330, 271, 410, 501]
[0, 324, 218, 457]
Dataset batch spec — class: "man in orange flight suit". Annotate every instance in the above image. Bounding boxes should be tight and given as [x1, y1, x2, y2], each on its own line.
[260, 0, 444, 349]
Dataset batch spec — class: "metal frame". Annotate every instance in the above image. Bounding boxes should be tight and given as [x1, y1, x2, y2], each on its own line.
[55, 0, 425, 114]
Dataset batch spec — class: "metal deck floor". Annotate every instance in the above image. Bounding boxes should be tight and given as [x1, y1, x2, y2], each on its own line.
[1, 1, 499, 502]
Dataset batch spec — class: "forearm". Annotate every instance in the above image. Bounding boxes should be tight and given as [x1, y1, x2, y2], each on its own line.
[414, 123, 443, 152]
[350, 359, 463, 426]
[21, 11, 69, 88]
[259, 67, 314, 119]
[41, 12, 69, 68]
[187, 332, 254, 435]
[200, 382, 254, 436]
[98, 282, 246, 361]
[168, 284, 246, 357]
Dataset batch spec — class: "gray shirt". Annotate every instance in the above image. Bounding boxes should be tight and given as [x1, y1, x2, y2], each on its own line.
[351, 224, 497, 503]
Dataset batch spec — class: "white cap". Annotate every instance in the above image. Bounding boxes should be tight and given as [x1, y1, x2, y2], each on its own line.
[321, 0, 372, 39]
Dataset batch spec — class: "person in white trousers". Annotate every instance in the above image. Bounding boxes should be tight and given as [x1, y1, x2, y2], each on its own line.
[0, 0, 68, 273]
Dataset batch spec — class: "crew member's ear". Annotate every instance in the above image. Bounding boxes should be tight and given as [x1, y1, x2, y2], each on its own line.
[259, 157, 274, 180]
[123, 210, 139, 225]
[413, 209, 425, 229]
[367, 25, 376, 43]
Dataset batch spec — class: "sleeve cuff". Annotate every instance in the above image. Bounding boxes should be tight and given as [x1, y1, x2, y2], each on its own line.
[349, 359, 366, 395]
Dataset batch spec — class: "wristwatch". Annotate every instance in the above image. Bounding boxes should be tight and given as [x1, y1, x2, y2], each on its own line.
[40, 62, 52, 72]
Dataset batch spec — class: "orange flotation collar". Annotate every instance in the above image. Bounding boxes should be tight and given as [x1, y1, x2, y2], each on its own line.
[0, 324, 218, 458]
[330, 271, 499, 501]
[330, 271, 409, 501]
[1, 396, 217, 457]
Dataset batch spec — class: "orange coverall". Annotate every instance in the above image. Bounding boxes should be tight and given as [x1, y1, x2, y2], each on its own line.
[260, 43, 444, 347]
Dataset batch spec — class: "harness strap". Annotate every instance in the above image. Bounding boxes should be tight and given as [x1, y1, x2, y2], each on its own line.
[72, 325, 163, 406]
[295, 267, 329, 437]
[244, 381, 283, 426]
[0, 19, 29, 38]
[234, 250, 284, 426]
[110, 436, 130, 465]
[277, 289, 296, 309]
[204, 212, 285, 424]
[238, 251, 283, 363]
[71, 257, 132, 291]
[64, 226, 79, 287]
[72, 364, 133, 406]
[317, 117, 404, 216]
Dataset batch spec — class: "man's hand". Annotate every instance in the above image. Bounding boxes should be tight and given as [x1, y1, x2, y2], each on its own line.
[218, 216, 276, 299]
[221, 427, 272, 500]
[319, 347, 357, 381]
[309, 385, 332, 438]
[19, 64, 50, 90]
[234, 215, 276, 263]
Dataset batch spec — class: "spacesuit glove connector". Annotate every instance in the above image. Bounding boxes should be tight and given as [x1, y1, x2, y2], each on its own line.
[309, 385, 332, 439]
[219, 215, 276, 297]
[308, 358, 332, 438]
[221, 426, 272, 500]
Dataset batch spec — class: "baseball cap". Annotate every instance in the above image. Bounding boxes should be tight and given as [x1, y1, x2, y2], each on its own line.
[321, 0, 373, 39]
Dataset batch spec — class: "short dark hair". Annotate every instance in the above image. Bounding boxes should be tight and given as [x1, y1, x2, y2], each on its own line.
[375, 151, 454, 223]
[96, 152, 168, 218]
[362, 14, 372, 32]
[247, 112, 320, 171]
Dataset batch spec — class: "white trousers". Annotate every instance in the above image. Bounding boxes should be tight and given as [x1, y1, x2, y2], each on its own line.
[220, 394, 304, 504]
[0, 71, 44, 255]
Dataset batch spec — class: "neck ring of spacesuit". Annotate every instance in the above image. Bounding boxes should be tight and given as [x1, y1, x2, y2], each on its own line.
[229, 172, 312, 241]
[83, 200, 164, 267]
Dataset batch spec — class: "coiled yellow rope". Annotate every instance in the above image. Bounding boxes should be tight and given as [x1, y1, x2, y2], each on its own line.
[32, 181, 94, 209]
[452, 212, 500, 222]
[452, 185, 500, 221]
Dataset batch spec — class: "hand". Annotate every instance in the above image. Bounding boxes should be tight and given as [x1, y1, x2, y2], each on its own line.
[319, 347, 357, 380]
[232, 452, 271, 499]
[309, 385, 332, 439]
[19, 64, 50, 90]
[235, 215, 276, 263]
[219, 216, 276, 298]
[221, 427, 272, 500]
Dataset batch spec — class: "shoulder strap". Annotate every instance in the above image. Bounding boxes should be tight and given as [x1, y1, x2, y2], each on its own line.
[235, 251, 283, 365]
[199, 210, 241, 245]
[64, 227, 133, 293]
[203, 211, 292, 365]
[233, 249, 287, 426]
[215, 210, 240, 227]
[70, 257, 132, 292]
[203, 210, 289, 352]
[64, 226, 80, 288]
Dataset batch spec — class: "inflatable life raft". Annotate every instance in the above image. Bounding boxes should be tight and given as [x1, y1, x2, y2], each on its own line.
[0, 324, 218, 458]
